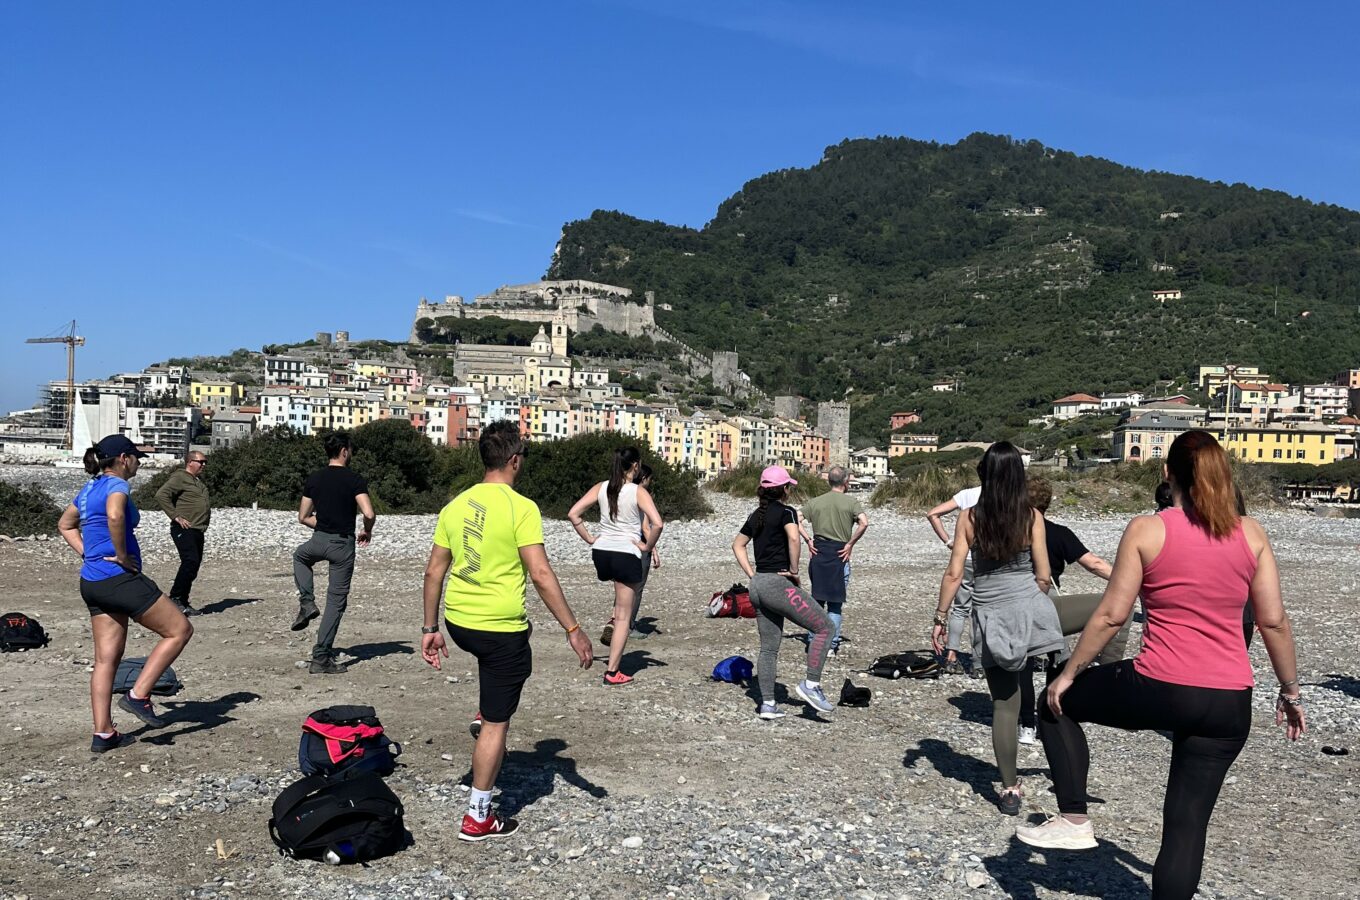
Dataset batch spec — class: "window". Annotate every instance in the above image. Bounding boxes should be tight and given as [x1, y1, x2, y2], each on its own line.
[1273, 449, 1282, 459]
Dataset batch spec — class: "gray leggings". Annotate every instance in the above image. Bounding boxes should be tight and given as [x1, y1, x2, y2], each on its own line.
[985, 591, 1134, 787]
[749, 572, 833, 704]
[945, 555, 975, 653]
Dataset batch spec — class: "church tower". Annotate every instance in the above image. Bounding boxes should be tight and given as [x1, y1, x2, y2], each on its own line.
[551, 314, 568, 357]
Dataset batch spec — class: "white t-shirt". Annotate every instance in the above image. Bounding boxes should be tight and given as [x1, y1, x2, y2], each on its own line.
[953, 487, 981, 510]
[595, 481, 643, 557]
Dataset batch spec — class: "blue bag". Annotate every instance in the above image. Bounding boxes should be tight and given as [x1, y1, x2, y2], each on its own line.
[711, 655, 754, 683]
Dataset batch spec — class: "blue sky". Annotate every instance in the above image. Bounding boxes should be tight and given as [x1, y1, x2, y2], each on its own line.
[3, 1, 1358, 414]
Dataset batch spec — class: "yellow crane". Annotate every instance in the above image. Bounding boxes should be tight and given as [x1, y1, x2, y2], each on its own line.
[26, 320, 86, 450]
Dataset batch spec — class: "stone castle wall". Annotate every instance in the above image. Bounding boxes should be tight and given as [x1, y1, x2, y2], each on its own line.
[411, 280, 654, 342]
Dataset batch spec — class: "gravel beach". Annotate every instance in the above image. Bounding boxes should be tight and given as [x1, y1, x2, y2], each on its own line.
[1, 465, 1357, 899]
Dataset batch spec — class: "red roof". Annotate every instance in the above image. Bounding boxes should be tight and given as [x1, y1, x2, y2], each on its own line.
[1339, 416, 1360, 426]
[1054, 393, 1100, 405]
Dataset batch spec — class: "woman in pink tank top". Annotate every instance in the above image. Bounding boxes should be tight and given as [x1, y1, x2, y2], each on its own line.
[1015, 431, 1305, 900]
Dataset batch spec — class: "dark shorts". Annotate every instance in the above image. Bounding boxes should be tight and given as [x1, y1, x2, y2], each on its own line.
[446, 620, 533, 724]
[80, 572, 163, 618]
[592, 549, 644, 585]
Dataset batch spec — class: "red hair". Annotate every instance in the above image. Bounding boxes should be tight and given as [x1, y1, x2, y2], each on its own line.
[1166, 431, 1239, 538]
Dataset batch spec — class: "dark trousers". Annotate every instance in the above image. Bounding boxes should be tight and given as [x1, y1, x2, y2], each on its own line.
[293, 531, 356, 661]
[169, 523, 206, 605]
[1038, 661, 1251, 900]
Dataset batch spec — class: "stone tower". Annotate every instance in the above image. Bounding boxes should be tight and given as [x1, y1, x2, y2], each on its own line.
[712, 351, 740, 395]
[551, 314, 568, 357]
[817, 401, 851, 467]
[774, 395, 801, 420]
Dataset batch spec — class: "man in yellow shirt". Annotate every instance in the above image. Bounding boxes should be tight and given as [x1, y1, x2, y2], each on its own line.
[420, 420, 594, 842]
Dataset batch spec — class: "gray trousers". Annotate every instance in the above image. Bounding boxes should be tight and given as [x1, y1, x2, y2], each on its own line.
[749, 572, 833, 704]
[945, 554, 975, 653]
[293, 531, 356, 660]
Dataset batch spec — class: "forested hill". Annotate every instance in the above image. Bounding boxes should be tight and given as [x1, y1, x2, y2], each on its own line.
[546, 133, 1360, 444]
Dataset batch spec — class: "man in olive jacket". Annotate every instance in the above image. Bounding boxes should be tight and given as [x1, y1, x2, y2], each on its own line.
[156, 450, 211, 616]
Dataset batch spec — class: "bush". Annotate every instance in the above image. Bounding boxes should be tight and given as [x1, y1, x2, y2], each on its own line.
[0, 481, 62, 536]
[708, 463, 830, 503]
[871, 466, 976, 509]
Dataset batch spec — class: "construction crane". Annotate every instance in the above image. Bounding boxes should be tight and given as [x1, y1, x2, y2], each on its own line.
[26, 320, 86, 450]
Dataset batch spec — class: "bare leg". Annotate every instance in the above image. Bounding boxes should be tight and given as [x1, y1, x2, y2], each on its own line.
[90, 614, 130, 734]
[471, 720, 509, 791]
[129, 596, 194, 699]
[606, 581, 637, 672]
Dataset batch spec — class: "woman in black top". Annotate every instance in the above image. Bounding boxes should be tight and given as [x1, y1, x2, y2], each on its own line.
[732, 466, 836, 719]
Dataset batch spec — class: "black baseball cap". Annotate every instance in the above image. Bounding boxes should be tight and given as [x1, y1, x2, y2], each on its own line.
[94, 434, 151, 459]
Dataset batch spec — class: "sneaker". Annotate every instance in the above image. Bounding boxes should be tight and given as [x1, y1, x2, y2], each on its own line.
[602, 670, 633, 686]
[174, 601, 199, 617]
[91, 730, 137, 753]
[458, 811, 520, 842]
[628, 628, 649, 640]
[941, 659, 965, 676]
[1016, 815, 1098, 850]
[998, 782, 1024, 816]
[827, 645, 839, 660]
[1019, 726, 1038, 745]
[599, 621, 614, 647]
[117, 693, 166, 728]
[469, 711, 483, 740]
[309, 657, 346, 675]
[795, 680, 834, 714]
[757, 702, 785, 720]
[291, 605, 320, 631]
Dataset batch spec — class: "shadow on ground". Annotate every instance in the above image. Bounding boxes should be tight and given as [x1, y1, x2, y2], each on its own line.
[902, 738, 1049, 802]
[344, 641, 415, 663]
[196, 597, 262, 615]
[459, 738, 607, 817]
[143, 691, 261, 745]
[983, 832, 1152, 899]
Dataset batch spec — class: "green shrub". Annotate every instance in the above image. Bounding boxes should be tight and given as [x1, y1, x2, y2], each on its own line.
[0, 481, 63, 536]
[708, 463, 829, 503]
[871, 465, 976, 509]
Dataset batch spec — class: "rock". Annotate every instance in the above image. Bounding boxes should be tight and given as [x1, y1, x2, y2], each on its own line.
[965, 870, 989, 889]
[622, 836, 644, 849]
[154, 794, 176, 807]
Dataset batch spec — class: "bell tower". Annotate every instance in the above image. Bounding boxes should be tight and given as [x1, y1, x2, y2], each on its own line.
[551, 314, 568, 357]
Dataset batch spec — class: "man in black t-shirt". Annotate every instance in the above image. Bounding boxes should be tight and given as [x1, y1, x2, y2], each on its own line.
[292, 432, 376, 673]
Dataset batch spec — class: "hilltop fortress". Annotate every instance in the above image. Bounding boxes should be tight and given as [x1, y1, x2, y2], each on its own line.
[411, 279, 656, 342]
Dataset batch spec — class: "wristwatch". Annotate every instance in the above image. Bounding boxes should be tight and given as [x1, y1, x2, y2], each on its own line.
[420, 625, 440, 635]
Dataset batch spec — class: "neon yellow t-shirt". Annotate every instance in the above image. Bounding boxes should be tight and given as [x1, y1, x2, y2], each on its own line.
[433, 482, 544, 633]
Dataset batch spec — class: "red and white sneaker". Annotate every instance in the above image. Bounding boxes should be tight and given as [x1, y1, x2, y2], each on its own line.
[602, 670, 634, 686]
[458, 811, 520, 842]
[469, 710, 483, 740]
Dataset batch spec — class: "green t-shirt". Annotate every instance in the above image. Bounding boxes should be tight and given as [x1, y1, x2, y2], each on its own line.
[433, 482, 544, 633]
[801, 490, 863, 544]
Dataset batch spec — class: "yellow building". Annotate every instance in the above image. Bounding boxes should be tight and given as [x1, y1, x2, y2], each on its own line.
[354, 360, 390, 381]
[190, 379, 243, 409]
[889, 433, 940, 457]
[1218, 424, 1335, 464]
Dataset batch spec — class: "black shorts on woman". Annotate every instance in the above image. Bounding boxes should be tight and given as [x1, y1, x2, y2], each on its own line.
[591, 549, 643, 584]
[81, 572, 162, 618]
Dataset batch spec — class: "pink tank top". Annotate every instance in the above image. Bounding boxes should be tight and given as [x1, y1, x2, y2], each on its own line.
[1133, 508, 1257, 690]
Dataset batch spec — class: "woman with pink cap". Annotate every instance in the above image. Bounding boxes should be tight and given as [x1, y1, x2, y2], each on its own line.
[732, 465, 836, 718]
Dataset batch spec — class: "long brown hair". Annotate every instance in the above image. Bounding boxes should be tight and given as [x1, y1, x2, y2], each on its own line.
[606, 446, 641, 521]
[1166, 430, 1239, 538]
[971, 442, 1031, 560]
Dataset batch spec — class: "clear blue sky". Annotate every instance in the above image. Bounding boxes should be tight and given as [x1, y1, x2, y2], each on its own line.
[3, 2, 1358, 414]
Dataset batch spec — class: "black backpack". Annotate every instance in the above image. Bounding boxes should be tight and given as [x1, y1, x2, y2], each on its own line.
[1, 612, 49, 652]
[298, 705, 401, 777]
[113, 657, 184, 695]
[268, 768, 407, 864]
[867, 650, 940, 680]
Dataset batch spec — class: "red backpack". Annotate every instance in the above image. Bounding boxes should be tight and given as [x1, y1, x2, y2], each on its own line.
[706, 583, 756, 618]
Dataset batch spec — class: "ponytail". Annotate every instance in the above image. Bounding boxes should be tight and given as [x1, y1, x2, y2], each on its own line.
[83, 446, 101, 476]
[606, 446, 641, 521]
[1166, 430, 1239, 538]
[749, 484, 787, 534]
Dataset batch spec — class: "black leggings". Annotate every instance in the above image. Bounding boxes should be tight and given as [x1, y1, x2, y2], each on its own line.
[1038, 661, 1251, 900]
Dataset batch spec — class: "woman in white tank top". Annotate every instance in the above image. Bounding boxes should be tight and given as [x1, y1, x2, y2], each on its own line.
[567, 447, 665, 685]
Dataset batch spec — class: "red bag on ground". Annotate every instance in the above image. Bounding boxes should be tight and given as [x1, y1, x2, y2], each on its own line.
[706, 584, 756, 618]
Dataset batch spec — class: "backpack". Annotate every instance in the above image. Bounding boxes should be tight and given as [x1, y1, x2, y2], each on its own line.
[268, 768, 406, 864]
[0, 612, 49, 652]
[711, 655, 754, 684]
[838, 678, 872, 707]
[299, 705, 401, 777]
[867, 651, 940, 680]
[112, 657, 183, 695]
[706, 584, 756, 619]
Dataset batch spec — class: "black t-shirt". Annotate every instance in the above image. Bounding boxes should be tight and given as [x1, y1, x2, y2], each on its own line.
[740, 501, 798, 574]
[303, 467, 370, 536]
[1044, 519, 1089, 589]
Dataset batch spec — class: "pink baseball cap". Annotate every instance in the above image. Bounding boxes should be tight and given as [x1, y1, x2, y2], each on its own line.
[759, 465, 797, 488]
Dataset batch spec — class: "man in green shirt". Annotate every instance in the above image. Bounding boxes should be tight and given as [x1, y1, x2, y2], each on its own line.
[800, 465, 869, 655]
[155, 450, 211, 616]
[420, 420, 594, 842]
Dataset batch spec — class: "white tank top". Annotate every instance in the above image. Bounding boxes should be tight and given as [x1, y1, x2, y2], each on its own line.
[595, 481, 642, 557]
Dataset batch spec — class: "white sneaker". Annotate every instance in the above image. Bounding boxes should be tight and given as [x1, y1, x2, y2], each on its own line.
[757, 702, 785, 720]
[1016, 815, 1097, 850]
[1019, 726, 1037, 745]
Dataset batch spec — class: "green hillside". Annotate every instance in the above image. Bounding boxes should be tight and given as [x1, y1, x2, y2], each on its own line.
[546, 133, 1360, 446]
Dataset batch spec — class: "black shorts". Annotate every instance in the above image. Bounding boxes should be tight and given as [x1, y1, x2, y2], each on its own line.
[80, 572, 163, 618]
[445, 620, 532, 724]
[592, 549, 644, 585]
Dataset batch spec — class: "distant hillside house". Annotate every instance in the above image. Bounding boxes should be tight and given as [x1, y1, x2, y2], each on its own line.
[1052, 393, 1101, 420]
[1113, 412, 1197, 461]
[889, 410, 922, 430]
[1099, 392, 1145, 411]
[889, 433, 938, 457]
[1152, 289, 1182, 303]
[931, 380, 956, 393]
